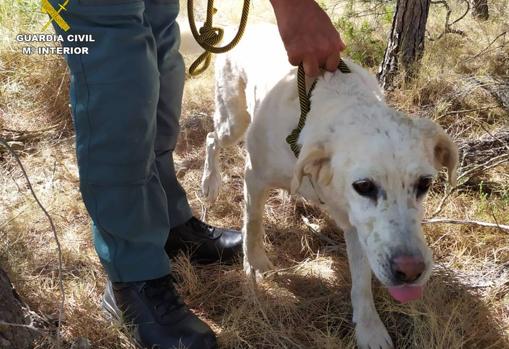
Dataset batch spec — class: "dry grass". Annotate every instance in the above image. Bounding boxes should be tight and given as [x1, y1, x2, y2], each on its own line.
[0, 0, 71, 135]
[1, 0, 508, 348]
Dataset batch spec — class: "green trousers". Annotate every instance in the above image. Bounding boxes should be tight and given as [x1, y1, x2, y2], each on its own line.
[49, 0, 192, 282]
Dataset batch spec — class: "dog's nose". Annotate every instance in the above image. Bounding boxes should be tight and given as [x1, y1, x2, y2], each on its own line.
[391, 255, 425, 283]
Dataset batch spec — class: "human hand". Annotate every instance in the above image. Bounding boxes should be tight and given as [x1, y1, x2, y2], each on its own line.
[270, 0, 346, 77]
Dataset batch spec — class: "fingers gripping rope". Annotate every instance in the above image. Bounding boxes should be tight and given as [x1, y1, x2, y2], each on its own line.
[187, 0, 250, 76]
[186, 0, 350, 157]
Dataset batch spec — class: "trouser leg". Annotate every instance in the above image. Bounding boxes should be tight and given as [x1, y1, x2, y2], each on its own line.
[48, 0, 171, 282]
[145, 0, 193, 229]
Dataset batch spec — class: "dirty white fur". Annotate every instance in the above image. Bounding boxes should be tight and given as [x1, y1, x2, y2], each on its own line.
[200, 24, 458, 349]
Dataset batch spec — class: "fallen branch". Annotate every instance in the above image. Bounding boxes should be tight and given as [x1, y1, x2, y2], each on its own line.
[430, 129, 509, 218]
[0, 320, 43, 333]
[0, 124, 63, 153]
[423, 218, 509, 232]
[430, 155, 506, 218]
[458, 129, 509, 168]
[1, 124, 61, 134]
[457, 153, 509, 182]
[436, 105, 499, 120]
[460, 76, 509, 112]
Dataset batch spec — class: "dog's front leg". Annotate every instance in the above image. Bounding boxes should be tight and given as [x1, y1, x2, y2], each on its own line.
[344, 229, 393, 349]
[243, 165, 274, 279]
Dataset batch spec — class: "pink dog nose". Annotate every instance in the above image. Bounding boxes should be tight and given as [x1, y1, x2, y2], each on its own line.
[391, 255, 425, 283]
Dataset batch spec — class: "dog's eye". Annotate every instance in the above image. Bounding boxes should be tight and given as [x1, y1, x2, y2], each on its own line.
[352, 179, 378, 200]
[416, 176, 433, 198]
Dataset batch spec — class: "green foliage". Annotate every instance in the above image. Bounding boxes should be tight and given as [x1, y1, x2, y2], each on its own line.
[0, 0, 44, 32]
[383, 4, 394, 24]
[335, 17, 386, 68]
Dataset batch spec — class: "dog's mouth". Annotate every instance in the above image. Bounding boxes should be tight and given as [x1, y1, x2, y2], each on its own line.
[387, 285, 423, 303]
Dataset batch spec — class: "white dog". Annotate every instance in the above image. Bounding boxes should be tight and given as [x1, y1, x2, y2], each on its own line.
[199, 24, 458, 349]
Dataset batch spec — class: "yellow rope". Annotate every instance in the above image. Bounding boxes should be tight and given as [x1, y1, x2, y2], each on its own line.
[286, 65, 317, 157]
[186, 1, 350, 157]
[187, 0, 250, 76]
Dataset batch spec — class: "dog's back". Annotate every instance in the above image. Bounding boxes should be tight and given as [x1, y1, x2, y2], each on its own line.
[214, 24, 290, 118]
[202, 24, 388, 200]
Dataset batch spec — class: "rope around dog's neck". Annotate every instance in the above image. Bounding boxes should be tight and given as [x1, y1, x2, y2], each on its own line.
[286, 59, 351, 157]
[187, 0, 250, 76]
[186, 2, 350, 156]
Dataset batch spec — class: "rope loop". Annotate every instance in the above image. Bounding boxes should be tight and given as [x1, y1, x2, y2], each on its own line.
[187, 0, 250, 76]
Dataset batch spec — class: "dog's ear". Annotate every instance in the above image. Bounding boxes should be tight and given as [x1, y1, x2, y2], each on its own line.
[414, 118, 459, 186]
[291, 144, 333, 194]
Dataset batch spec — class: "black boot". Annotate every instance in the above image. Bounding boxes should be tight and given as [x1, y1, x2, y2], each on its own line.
[102, 274, 217, 349]
[165, 217, 242, 264]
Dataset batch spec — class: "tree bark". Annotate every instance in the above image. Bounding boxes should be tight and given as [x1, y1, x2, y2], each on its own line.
[471, 0, 489, 20]
[0, 267, 38, 349]
[378, 0, 431, 90]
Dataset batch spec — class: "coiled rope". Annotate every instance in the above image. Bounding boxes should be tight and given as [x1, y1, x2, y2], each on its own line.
[187, 0, 250, 76]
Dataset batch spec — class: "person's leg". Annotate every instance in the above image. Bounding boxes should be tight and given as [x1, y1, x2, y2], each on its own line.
[143, 0, 243, 263]
[48, 0, 169, 282]
[47, 2, 218, 348]
[144, 0, 193, 229]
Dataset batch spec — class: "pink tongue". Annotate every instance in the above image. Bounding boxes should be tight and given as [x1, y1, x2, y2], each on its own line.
[388, 285, 423, 303]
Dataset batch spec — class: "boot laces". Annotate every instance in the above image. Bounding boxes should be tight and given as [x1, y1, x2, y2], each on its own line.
[188, 217, 217, 238]
[142, 275, 185, 321]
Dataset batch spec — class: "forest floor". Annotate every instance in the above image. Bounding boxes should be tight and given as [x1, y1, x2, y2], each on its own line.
[0, 0, 508, 348]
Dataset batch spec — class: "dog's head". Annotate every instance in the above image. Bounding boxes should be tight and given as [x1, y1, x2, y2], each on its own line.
[291, 112, 458, 302]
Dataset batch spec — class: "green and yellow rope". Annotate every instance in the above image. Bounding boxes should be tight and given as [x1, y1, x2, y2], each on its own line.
[286, 59, 351, 157]
[187, 0, 250, 76]
[185, 1, 350, 157]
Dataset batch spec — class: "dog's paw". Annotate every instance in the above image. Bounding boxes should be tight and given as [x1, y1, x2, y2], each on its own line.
[243, 252, 274, 280]
[201, 167, 221, 203]
[355, 316, 393, 349]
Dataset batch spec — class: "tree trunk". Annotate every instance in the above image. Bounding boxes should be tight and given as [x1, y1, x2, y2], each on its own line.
[471, 0, 489, 20]
[378, 0, 431, 90]
[0, 267, 38, 349]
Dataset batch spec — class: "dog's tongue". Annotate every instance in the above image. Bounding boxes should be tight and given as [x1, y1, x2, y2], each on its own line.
[388, 285, 423, 303]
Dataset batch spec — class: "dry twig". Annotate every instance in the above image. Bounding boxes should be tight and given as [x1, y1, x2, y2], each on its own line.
[428, 0, 470, 40]
[423, 218, 509, 232]
[430, 129, 509, 218]
[466, 31, 507, 61]
[458, 154, 509, 182]
[436, 105, 499, 120]
[0, 138, 65, 349]
[0, 320, 44, 333]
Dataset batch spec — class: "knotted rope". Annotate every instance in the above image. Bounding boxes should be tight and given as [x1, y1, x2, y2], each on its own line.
[187, 0, 250, 76]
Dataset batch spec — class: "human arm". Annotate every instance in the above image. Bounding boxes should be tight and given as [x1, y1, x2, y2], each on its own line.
[270, 0, 346, 77]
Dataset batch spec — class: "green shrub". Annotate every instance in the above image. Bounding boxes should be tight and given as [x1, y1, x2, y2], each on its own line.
[335, 17, 386, 68]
